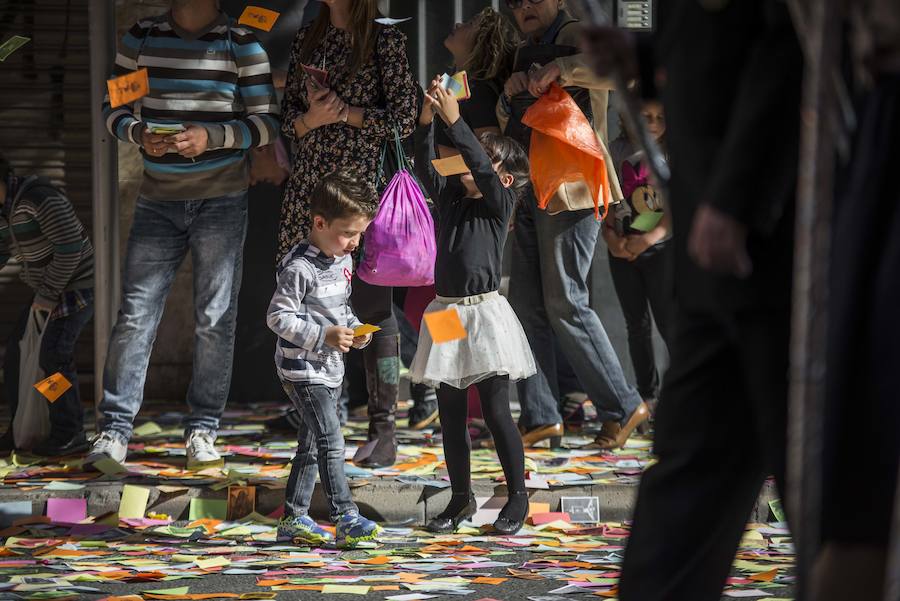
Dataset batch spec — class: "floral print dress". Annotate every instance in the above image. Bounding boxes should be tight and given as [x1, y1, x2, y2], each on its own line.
[278, 23, 418, 261]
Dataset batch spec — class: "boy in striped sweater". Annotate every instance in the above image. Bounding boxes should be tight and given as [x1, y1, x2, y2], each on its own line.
[88, 0, 280, 470]
[0, 154, 94, 456]
[266, 170, 380, 548]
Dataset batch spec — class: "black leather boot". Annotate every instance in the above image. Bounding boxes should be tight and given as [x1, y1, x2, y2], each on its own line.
[353, 333, 400, 468]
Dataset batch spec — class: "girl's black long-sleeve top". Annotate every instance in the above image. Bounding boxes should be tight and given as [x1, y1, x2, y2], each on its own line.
[414, 118, 516, 298]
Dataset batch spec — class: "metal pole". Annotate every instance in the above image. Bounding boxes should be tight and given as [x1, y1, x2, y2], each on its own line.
[417, 0, 426, 86]
[787, 0, 841, 597]
[88, 0, 119, 425]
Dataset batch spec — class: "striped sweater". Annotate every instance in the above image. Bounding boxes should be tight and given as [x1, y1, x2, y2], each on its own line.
[103, 11, 280, 201]
[0, 176, 94, 306]
[266, 242, 365, 387]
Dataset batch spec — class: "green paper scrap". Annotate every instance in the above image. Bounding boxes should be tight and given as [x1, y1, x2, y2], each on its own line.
[188, 497, 227, 521]
[769, 498, 786, 523]
[133, 421, 163, 436]
[0, 35, 30, 62]
[91, 456, 127, 476]
[119, 485, 150, 519]
[141, 586, 189, 596]
[630, 211, 665, 232]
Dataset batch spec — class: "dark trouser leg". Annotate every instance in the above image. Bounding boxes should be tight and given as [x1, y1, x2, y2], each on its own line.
[608, 253, 660, 400]
[38, 302, 94, 439]
[641, 244, 675, 348]
[3, 306, 30, 432]
[508, 195, 563, 430]
[619, 311, 768, 601]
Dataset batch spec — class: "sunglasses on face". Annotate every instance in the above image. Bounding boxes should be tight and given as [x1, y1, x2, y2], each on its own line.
[505, 0, 546, 9]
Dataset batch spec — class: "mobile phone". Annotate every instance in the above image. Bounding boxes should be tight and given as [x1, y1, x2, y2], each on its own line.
[146, 121, 186, 135]
[301, 64, 329, 89]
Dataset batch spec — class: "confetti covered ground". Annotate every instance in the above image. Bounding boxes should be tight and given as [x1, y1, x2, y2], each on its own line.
[0, 401, 793, 600]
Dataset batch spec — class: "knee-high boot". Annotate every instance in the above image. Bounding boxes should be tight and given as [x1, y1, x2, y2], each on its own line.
[353, 333, 399, 468]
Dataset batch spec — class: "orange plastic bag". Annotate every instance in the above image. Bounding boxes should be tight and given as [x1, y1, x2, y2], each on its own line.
[521, 83, 610, 219]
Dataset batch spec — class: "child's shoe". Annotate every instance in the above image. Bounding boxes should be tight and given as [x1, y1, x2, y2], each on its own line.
[335, 511, 381, 548]
[277, 515, 333, 545]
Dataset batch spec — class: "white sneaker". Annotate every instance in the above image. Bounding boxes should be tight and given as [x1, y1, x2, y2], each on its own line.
[186, 430, 223, 470]
[85, 431, 128, 465]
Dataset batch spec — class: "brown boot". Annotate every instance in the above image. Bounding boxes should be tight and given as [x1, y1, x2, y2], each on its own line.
[353, 333, 399, 468]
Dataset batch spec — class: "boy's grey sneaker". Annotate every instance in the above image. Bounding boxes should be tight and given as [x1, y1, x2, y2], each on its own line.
[85, 431, 128, 465]
[277, 515, 333, 545]
[335, 511, 381, 548]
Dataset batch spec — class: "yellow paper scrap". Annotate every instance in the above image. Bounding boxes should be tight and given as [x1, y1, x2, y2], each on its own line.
[118, 485, 150, 519]
[194, 556, 231, 570]
[322, 584, 371, 595]
[353, 324, 382, 337]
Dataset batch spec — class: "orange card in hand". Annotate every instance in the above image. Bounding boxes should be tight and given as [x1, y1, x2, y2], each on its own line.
[238, 6, 281, 31]
[34, 372, 72, 403]
[423, 308, 467, 344]
[106, 68, 149, 108]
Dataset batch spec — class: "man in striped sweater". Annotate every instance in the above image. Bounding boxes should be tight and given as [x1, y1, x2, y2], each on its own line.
[89, 0, 280, 470]
[0, 154, 95, 457]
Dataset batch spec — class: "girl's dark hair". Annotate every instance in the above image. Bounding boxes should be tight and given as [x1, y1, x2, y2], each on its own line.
[479, 133, 530, 194]
[310, 170, 379, 222]
[459, 8, 521, 83]
[300, 1, 381, 76]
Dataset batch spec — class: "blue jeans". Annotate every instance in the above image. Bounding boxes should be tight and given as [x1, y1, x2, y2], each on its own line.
[508, 196, 642, 428]
[282, 382, 357, 520]
[99, 192, 248, 440]
[4, 298, 94, 438]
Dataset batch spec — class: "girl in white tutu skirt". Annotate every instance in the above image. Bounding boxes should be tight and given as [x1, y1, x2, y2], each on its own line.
[411, 78, 536, 536]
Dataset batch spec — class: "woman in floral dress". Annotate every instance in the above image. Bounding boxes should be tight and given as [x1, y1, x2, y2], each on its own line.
[279, 0, 418, 469]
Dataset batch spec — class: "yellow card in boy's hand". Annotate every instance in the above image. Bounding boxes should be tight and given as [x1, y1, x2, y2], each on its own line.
[423, 308, 467, 344]
[353, 324, 381, 337]
[33, 372, 72, 403]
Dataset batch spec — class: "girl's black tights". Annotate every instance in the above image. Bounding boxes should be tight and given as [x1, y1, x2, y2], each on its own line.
[436, 375, 528, 520]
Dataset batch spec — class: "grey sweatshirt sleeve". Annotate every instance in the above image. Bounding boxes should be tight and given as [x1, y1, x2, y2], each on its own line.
[266, 262, 326, 352]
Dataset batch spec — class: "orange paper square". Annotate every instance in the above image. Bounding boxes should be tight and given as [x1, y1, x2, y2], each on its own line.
[423, 308, 467, 344]
[106, 68, 149, 108]
[33, 372, 72, 403]
[238, 6, 280, 31]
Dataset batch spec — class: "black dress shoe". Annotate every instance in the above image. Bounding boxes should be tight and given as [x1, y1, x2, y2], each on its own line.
[426, 493, 477, 533]
[492, 491, 529, 535]
[32, 432, 89, 457]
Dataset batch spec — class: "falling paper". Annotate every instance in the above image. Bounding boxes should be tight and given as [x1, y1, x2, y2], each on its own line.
[107, 68, 149, 108]
[375, 17, 412, 26]
[238, 6, 281, 31]
[33, 372, 71, 403]
[119, 485, 150, 520]
[431, 155, 470, 177]
[423, 308, 467, 344]
[0, 35, 30, 62]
